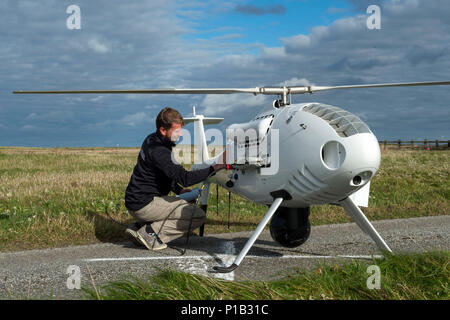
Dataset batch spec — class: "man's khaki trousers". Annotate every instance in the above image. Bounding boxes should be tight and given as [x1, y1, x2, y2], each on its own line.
[128, 196, 206, 244]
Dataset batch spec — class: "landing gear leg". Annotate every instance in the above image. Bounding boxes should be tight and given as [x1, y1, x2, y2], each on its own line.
[213, 197, 284, 273]
[340, 197, 392, 252]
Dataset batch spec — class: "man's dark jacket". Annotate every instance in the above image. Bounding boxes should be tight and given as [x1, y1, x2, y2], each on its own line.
[125, 131, 214, 211]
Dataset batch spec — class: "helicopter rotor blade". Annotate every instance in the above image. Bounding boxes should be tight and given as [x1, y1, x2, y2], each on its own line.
[13, 81, 450, 98]
[13, 88, 261, 95]
[296, 80, 450, 94]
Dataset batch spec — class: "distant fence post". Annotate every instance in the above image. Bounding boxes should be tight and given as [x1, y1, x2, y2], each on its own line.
[383, 140, 387, 150]
[397, 139, 401, 149]
[435, 140, 439, 149]
[424, 139, 428, 149]
[410, 140, 414, 149]
[448, 140, 450, 148]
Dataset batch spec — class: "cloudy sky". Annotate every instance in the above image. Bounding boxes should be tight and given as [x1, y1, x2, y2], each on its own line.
[1, 0, 449, 147]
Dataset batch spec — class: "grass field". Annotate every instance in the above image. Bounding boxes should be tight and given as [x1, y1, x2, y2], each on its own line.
[82, 251, 449, 300]
[0, 147, 448, 252]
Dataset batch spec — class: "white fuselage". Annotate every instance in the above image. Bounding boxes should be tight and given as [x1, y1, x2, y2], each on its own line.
[193, 102, 381, 208]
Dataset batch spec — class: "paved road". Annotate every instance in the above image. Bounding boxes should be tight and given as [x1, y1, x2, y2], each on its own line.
[0, 215, 448, 299]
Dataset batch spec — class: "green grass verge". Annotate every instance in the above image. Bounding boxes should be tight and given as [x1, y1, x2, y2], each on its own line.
[81, 251, 449, 300]
[0, 147, 448, 251]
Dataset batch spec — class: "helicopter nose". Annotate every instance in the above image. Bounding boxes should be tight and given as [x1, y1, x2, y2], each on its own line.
[343, 134, 380, 188]
[320, 133, 380, 196]
[346, 133, 380, 173]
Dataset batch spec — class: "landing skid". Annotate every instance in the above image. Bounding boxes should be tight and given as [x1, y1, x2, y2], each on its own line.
[339, 197, 392, 253]
[213, 197, 284, 273]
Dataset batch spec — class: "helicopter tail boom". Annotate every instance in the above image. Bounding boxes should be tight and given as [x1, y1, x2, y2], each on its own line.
[183, 106, 223, 163]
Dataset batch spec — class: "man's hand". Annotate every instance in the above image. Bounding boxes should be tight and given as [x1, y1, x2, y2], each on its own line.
[180, 189, 197, 204]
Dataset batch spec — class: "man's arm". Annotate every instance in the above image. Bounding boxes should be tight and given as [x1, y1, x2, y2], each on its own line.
[152, 146, 215, 187]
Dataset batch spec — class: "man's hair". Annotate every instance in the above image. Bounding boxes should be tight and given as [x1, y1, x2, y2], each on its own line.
[156, 107, 184, 131]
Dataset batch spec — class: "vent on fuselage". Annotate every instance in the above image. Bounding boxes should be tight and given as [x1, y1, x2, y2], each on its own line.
[303, 103, 371, 137]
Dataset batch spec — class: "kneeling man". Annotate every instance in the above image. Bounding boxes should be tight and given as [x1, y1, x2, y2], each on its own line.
[124, 107, 225, 250]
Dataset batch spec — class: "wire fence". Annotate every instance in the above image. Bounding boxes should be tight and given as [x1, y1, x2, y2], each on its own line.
[379, 139, 449, 150]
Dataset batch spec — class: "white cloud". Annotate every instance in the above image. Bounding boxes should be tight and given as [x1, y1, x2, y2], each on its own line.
[309, 26, 330, 42]
[281, 34, 311, 51]
[384, 0, 420, 14]
[90, 96, 104, 102]
[20, 125, 39, 132]
[145, 104, 161, 110]
[26, 113, 37, 120]
[278, 78, 312, 87]
[209, 33, 244, 41]
[120, 112, 151, 127]
[201, 93, 270, 116]
[25, 111, 74, 123]
[83, 112, 155, 130]
[261, 46, 286, 59]
[88, 38, 110, 54]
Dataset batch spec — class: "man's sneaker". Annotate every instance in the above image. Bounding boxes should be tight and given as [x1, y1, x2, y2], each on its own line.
[136, 225, 167, 251]
[125, 222, 144, 247]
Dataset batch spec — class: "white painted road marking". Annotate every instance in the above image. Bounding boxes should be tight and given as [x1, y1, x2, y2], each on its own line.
[82, 254, 384, 263]
[209, 240, 236, 280]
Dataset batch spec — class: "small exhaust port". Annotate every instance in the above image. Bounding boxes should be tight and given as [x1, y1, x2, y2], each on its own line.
[353, 176, 362, 185]
[350, 171, 373, 186]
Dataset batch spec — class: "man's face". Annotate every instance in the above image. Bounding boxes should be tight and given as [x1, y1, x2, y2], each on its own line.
[160, 123, 183, 142]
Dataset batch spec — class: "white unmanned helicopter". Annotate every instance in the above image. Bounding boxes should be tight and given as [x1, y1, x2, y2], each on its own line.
[14, 80, 450, 273]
